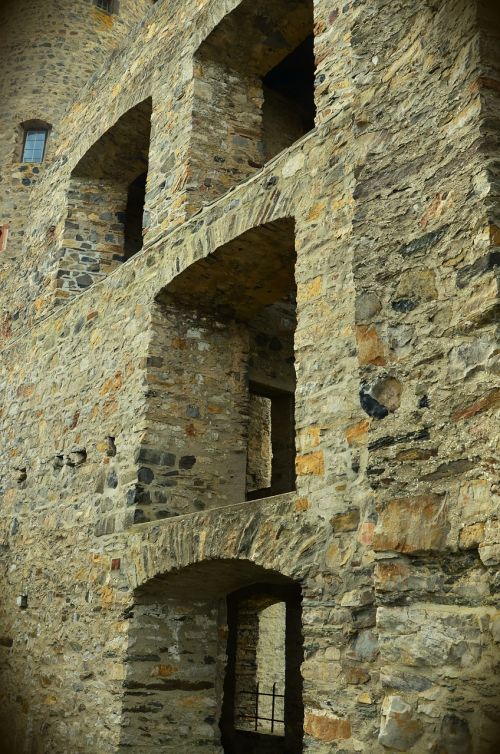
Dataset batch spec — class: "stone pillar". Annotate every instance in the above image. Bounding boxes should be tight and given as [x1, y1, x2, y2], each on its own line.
[132, 300, 249, 522]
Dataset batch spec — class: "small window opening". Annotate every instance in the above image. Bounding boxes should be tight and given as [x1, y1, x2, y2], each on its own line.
[262, 35, 316, 161]
[94, 0, 114, 13]
[22, 129, 48, 163]
[246, 385, 295, 501]
[123, 172, 147, 260]
[59, 98, 151, 293]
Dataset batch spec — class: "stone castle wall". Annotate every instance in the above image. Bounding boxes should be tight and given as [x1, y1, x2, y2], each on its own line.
[0, 0, 498, 753]
[0, 0, 155, 334]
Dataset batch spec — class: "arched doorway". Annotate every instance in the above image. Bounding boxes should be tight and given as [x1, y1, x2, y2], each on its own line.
[134, 218, 297, 524]
[119, 560, 303, 753]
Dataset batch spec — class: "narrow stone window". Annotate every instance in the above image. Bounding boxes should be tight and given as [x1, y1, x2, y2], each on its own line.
[246, 384, 296, 500]
[262, 34, 316, 161]
[0, 224, 8, 252]
[123, 172, 147, 260]
[246, 394, 273, 493]
[190, 0, 316, 205]
[234, 599, 286, 735]
[221, 584, 303, 753]
[21, 128, 48, 163]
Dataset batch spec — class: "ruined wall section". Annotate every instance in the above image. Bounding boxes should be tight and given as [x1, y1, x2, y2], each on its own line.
[0, 102, 359, 751]
[478, 0, 500, 290]
[0, 0, 154, 337]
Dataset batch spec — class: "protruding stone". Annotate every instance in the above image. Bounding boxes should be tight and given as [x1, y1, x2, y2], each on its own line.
[431, 713, 472, 754]
[371, 376, 402, 412]
[296, 451, 324, 476]
[67, 447, 87, 467]
[331, 508, 360, 532]
[14, 466, 27, 484]
[378, 696, 423, 750]
[348, 629, 379, 661]
[374, 495, 448, 554]
[355, 292, 381, 323]
[356, 325, 386, 365]
[360, 387, 389, 420]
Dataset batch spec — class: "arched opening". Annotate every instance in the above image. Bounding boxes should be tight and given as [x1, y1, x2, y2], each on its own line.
[189, 0, 316, 206]
[134, 218, 297, 523]
[59, 98, 151, 293]
[119, 560, 303, 754]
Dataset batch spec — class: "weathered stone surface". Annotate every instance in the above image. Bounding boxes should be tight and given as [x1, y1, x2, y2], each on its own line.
[356, 325, 387, 365]
[355, 292, 382, 323]
[378, 696, 423, 750]
[374, 496, 449, 554]
[304, 712, 352, 741]
[331, 508, 360, 532]
[377, 605, 497, 670]
[0, 0, 498, 752]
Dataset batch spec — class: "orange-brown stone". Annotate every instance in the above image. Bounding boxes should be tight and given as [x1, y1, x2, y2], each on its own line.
[373, 495, 448, 554]
[356, 325, 386, 365]
[346, 419, 370, 446]
[452, 388, 500, 422]
[296, 451, 325, 476]
[304, 713, 352, 741]
[459, 522, 485, 550]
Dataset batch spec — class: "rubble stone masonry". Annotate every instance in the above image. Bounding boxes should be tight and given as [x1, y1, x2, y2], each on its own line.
[0, 0, 498, 753]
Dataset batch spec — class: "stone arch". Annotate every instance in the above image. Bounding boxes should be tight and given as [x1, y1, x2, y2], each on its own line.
[189, 0, 316, 206]
[119, 557, 304, 754]
[56, 97, 152, 296]
[131, 217, 298, 523]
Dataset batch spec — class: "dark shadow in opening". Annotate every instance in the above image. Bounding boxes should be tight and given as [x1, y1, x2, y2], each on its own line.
[246, 382, 296, 501]
[123, 172, 147, 260]
[263, 34, 316, 136]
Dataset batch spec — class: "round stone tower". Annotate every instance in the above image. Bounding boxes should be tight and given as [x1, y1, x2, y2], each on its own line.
[0, 0, 153, 272]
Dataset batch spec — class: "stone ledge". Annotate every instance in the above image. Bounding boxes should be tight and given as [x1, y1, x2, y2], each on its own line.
[128, 489, 298, 533]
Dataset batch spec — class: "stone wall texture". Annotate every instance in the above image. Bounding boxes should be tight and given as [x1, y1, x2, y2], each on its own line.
[0, 0, 499, 753]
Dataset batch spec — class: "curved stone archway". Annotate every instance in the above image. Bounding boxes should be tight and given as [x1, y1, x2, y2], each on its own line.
[126, 493, 325, 589]
[118, 555, 305, 754]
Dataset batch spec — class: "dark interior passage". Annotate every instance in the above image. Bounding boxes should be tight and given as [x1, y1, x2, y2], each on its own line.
[124, 172, 147, 260]
[190, 0, 315, 204]
[60, 99, 151, 292]
[262, 34, 316, 159]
